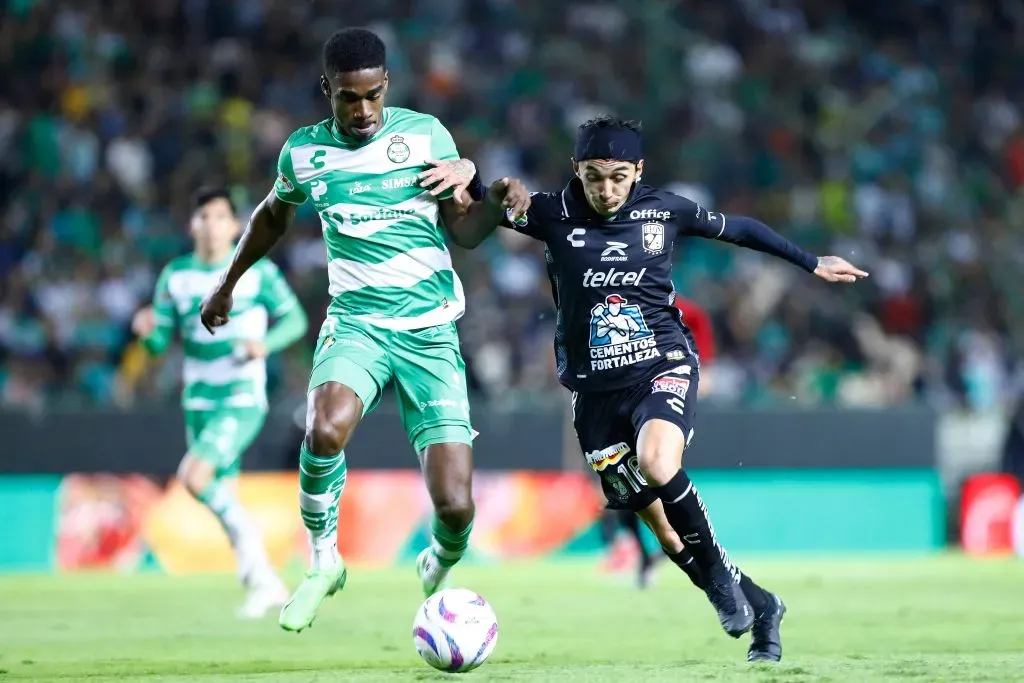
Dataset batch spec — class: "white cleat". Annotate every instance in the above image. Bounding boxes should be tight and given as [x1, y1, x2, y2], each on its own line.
[236, 573, 289, 619]
[416, 548, 451, 598]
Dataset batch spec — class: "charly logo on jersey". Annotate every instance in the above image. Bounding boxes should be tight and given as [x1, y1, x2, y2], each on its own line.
[566, 228, 586, 247]
[600, 241, 628, 262]
[642, 222, 665, 255]
[588, 294, 660, 372]
[387, 135, 411, 163]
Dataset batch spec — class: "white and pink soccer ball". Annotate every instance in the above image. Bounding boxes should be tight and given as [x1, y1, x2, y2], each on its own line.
[412, 588, 499, 672]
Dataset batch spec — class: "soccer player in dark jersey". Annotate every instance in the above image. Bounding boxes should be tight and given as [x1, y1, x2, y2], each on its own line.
[423, 116, 867, 662]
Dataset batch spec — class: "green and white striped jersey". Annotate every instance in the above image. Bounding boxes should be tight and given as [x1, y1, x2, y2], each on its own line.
[150, 254, 300, 411]
[273, 107, 463, 330]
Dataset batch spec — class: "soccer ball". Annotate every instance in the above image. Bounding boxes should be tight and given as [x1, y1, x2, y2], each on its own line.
[412, 588, 499, 672]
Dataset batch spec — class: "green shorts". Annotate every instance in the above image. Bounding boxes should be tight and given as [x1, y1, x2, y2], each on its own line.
[184, 407, 267, 478]
[308, 317, 473, 454]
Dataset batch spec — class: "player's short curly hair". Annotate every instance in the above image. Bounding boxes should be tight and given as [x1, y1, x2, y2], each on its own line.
[192, 186, 236, 215]
[578, 116, 643, 134]
[322, 28, 386, 74]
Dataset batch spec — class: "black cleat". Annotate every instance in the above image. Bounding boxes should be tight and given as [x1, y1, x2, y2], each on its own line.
[704, 571, 754, 638]
[748, 593, 786, 662]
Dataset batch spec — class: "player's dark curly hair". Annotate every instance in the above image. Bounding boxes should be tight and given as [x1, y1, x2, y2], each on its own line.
[192, 186, 236, 215]
[322, 28, 386, 74]
[579, 116, 643, 134]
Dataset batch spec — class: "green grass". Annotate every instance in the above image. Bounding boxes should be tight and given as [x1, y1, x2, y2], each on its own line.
[1, 555, 1022, 682]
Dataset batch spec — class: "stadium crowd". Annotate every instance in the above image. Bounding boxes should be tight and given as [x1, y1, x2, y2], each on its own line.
[0, 0, 1021, 412]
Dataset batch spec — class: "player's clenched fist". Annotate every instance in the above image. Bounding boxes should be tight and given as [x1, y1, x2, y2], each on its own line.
[488, 178, 530, 221]
[200, 288, 233, 334]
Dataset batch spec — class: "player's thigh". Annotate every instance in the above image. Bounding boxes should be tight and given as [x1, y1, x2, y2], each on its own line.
[572, 388, 657, 512]
[391, 322, 474, 455]
[187, 407, 267, 478]
[308, 317, 393, 418]
[632, 363, 698, 477]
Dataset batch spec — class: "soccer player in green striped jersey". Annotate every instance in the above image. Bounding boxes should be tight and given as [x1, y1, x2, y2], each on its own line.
[133, 187, 308, 618]
[199, 28, 530, 632]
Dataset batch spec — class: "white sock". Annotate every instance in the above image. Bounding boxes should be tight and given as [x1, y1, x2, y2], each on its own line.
[309, 531, 340, 572]
[299, 488, 343, 572]
[202, 482, 270, 578]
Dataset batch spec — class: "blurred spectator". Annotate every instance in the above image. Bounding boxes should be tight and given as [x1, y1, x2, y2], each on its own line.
[0, 0, 1022, 413]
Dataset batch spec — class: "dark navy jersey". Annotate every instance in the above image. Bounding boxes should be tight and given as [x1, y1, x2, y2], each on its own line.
[503, 178, 817, 393]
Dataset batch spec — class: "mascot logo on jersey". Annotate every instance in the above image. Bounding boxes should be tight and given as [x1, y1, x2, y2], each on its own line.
[588, 295, 660, 372]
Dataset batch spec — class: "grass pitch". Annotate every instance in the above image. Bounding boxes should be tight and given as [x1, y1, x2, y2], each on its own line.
[1, 555, 1022, 682]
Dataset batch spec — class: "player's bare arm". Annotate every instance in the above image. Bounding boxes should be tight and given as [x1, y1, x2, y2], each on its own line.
[200, 193, 296, 333]
[418, 157, 476, 203]
[436, 172, 531, 249]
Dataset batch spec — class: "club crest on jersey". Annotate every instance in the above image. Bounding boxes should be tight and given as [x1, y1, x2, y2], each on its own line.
[387, 135, 411, 163]
[588, 294, 660, 372]
[642, 222, 665, 255]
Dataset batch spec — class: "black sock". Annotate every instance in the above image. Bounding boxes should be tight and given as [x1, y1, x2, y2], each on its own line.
[600, 510, 618, 547]
[650, 469, 734, 576]
[738, 573, 773, 617]
[666, 548, 707, 589]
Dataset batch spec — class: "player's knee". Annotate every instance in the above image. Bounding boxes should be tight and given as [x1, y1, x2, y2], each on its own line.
[637, 445, 682, 487]
[434, 493, 475, 531]
[304, 419, 350, 456]
[305, 386, 362, 455]
[178, 456, 214, 497]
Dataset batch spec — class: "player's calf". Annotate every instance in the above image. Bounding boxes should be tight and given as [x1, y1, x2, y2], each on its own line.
[636, 420, 753, 637]
[419, 441, 475, 597]
[178, 457, 265, 578]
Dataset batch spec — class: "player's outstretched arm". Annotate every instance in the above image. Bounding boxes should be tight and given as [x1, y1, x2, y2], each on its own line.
[201, 193, 297, 333]
[684, 206, 868, 283]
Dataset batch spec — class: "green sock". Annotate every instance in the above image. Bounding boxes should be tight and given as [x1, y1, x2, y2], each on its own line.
[430, 515, 473, 568]
[298, 444, 347, 555]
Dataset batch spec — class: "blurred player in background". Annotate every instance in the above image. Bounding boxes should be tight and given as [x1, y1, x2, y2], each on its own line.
[132, 187, 308, 618]
[198, 28, 529, 633]
[602, 294, 717, 587]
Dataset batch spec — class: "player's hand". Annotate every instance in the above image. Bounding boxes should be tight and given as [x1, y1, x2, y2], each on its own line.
[813, 256, 869, 283]
[200, 288, 233, 334]
[488, 177, 530, 221]
[131, 306, 156, 338]
[236, 340, 267, 361]
[419, 158, 476, 202]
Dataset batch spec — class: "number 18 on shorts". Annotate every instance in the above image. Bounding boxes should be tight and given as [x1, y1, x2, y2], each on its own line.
[571, 363, 698, 511]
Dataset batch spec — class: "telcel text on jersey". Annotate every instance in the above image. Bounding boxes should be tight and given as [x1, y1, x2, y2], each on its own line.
[504, 179, 717, 393]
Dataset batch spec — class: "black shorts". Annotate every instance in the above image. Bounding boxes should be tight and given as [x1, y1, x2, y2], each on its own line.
[571, 361, 698, 511]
